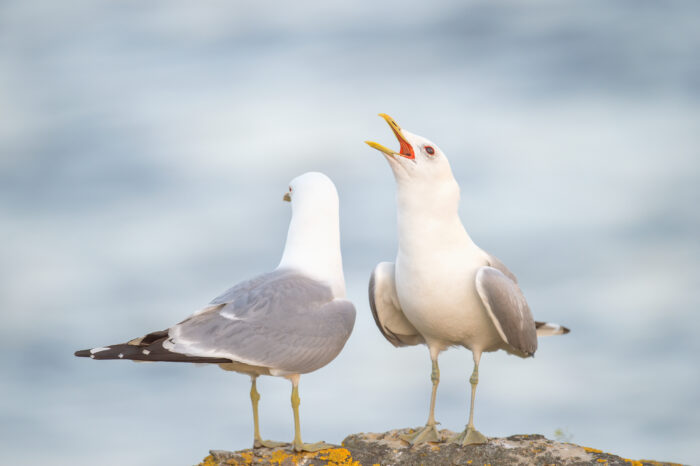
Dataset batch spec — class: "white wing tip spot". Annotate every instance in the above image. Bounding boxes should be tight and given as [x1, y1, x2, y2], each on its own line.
[118, 353, 124, 358]
[220, 311, 242, 321]
[142, 349, 151, 355]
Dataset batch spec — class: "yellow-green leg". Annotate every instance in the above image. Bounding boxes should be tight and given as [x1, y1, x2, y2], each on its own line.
[289, 375, 334, 452]
[401, 352, 441, 445]
[250, 376, 286, 449]
[450, 352, 488, 445]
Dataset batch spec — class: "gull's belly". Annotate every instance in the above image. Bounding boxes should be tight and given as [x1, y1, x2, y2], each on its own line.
[395, 255, 501, 351]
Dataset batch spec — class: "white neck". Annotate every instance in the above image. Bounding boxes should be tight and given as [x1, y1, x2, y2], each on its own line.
[277, 199, 346, 298]
[395, 178, 477, 254]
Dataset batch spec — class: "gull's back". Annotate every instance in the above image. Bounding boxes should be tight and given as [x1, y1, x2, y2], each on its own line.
[167, 268, 356, 375]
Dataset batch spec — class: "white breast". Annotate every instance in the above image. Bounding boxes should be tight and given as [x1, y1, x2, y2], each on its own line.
[394, 245, 503, 353]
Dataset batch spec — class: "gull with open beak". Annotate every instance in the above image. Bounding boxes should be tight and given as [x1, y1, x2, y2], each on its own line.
[366, 114, 569, 445]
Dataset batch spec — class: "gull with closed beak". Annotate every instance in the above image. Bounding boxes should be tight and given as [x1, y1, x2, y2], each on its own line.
[76, 172, 356, 453]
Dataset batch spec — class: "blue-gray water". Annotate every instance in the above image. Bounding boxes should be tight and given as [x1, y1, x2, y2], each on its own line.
[1, 1, 699, 464]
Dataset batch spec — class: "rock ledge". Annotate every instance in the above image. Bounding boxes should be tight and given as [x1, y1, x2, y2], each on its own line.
[199, 428, 684, 466]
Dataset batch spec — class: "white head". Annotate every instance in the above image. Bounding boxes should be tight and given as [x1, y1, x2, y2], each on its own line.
[278, 172, 346, 297]
[366, 114, 460, 216]
[283, 171, 339, 219]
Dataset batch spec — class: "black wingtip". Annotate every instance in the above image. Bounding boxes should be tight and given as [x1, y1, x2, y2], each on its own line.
[561, 326, 571, 334]
[75, 349, 91, 357]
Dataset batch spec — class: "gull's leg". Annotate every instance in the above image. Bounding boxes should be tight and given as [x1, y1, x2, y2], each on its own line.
[289, 375, 334, 453]
[250, 376, 287, 449]
[450, 351, 488, 445]
[401, 349, 441, 444]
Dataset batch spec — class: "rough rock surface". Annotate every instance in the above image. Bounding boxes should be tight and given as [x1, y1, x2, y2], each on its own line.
[198, 428, 684, 466]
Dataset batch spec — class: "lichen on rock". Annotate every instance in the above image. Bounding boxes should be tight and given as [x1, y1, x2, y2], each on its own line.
[198, 428, 685, 466]
[200, 446, 360, 466]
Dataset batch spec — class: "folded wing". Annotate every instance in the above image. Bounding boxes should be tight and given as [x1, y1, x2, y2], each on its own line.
[475, 266, 537, 357]
[166, 269, 356, 375]
[369, 262, 425, 347]
[485, 252, 571, 339]
[74, 328, 232, 363]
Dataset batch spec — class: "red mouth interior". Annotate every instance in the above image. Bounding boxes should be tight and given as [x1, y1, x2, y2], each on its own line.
[391, 126, 415, 159]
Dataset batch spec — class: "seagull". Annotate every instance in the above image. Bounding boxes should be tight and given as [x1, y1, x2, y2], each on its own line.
[75, 171, 356, 453]
[365, 114, 569, 446]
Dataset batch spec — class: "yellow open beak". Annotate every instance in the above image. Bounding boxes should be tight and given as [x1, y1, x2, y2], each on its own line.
[365, 113, 415, 159]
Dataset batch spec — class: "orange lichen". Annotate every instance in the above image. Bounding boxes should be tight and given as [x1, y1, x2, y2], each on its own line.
[199, 455, 218, 466]
[583, 446, 603, 453]
[597, 460, 608, 463]
[267, 450, 293, 464]
[203, 447, 360, 466]
[317, 447, 360, 466]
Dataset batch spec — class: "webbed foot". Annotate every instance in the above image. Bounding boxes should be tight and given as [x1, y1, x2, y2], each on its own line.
[292, 440, 335, 452]
[253, 439, 288, 449]
[449, 425, 487, 445]
[400, 424, 441, 445]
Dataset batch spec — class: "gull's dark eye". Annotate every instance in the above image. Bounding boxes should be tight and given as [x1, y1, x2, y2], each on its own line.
[425, 146, 435, 155]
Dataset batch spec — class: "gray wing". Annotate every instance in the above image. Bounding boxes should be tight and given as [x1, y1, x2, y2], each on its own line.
[475, 266, 537, 357]
[165, 269, 356, 375]
[486, 253, 571, 338]
[369, 262, 425, 347]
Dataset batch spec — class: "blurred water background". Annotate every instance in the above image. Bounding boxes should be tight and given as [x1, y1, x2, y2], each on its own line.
[1, 1, 699, 464]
